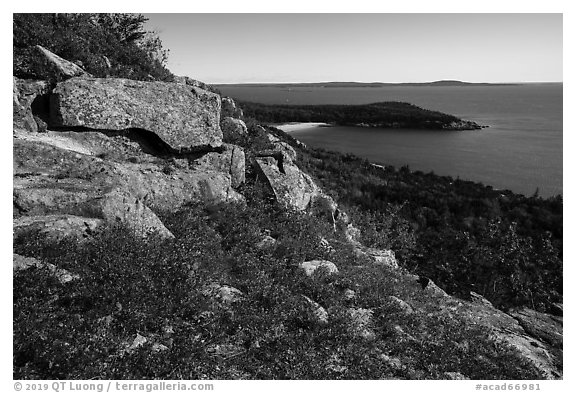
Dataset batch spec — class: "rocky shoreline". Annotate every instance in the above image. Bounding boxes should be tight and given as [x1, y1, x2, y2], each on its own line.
[12, 45, 561, 380]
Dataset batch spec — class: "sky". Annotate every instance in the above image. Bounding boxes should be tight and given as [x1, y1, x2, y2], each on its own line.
[144, 13, 562, 84]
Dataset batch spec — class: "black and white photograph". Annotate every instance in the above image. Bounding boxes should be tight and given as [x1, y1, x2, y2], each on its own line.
[8, 3, 566, 387]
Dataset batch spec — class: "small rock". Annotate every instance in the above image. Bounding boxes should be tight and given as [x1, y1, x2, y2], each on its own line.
[343, 289, 356, 300]
[13, 253, 79, 284]
[202, 283, 244, 304]
[206, 343, 244, 358]
[152, 343, 169, 353]
[380, 354, 403, 369]
[394, 325, 405, 335]
[128, 333, 148, 351]
[444, 371, 469, 380]
[13, 215, 104, 242]
[302, 295, 329, 324]
[299, 260, 339, 277]
[265, 134, 298, 162]
[387, 295, 414, 314]
[364, 248, 398, 268]
[256, 235, 277, 250]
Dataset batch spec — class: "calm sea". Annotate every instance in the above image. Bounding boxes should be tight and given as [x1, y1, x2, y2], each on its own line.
[217, 84, 563, 197]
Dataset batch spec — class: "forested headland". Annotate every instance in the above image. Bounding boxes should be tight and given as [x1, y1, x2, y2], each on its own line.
[239, 101, 483, 130]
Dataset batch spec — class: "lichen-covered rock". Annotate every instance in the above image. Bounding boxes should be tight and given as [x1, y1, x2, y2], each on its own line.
[266, 133, 298, 162]
[220, 117, 248, 144]
[13, 136, 243, 214]
[89, 189, 174, 239]
[299, 260, 339, 277]
[366, 248, 398, 268]
[13, 253, 79, 284]
[34, 45, 91, 82]
[450, 290, 562, 379]
[254, 155, 325, 211]
[13, 214, 103, 241]
[353, 246, 398, 269]
[50, 77, 223, 150]
[193, 144, 245, 188]
[13, 77, 50, 132]
[508, 308, 562, 349]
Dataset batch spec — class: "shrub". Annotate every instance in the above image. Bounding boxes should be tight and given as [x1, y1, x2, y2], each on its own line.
[13, 13, 173, 81]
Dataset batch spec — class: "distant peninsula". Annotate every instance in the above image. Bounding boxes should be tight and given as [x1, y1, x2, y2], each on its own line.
[239, 101, 484, 130]
[215, 80, 519, 88]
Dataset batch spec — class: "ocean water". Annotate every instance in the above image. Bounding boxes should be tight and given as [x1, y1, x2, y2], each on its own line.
[217, 84, 563, 197]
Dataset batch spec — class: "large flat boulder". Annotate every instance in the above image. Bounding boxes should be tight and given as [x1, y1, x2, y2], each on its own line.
[50, 78, 223, 150]
[13, 134, 243, 212]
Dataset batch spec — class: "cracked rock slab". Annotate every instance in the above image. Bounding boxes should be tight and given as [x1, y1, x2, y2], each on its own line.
[50, 77, 223, 150]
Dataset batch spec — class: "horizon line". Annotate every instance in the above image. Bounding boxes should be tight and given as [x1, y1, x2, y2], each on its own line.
[209, 80, 564, 85]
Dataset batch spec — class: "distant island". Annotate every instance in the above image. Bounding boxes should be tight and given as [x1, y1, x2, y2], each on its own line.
[239, 101, 485, 130]
[215, 80, 519, 88]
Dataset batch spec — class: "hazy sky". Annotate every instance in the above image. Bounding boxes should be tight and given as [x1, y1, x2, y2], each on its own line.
[145, 13, 562, 84]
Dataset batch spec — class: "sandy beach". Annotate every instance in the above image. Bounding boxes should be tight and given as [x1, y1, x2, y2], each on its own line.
[274, 122, 330, 133]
